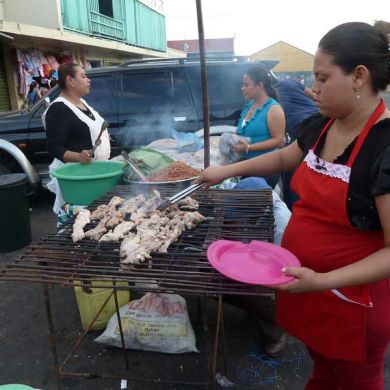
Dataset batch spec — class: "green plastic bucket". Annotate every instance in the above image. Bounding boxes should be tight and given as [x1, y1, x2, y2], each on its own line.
[52, 161, 125, 205]
[0, 385, 35, 389]
[0, 173, 31, 252]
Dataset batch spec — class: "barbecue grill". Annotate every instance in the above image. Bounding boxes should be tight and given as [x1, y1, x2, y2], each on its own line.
[0, 185, 275, 389]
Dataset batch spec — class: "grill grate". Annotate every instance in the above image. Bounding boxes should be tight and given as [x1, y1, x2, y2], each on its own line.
[0, 186, 275, 296]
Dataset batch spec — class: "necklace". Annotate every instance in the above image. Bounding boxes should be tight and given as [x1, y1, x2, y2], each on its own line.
[246, 97, 269, 118]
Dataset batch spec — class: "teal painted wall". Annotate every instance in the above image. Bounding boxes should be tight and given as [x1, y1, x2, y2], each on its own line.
[61, 0, 90, 33]
[60, 0, 166, 52]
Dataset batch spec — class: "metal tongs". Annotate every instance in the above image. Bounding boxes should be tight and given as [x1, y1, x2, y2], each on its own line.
[92, 120, 109, 157]
[121, 151, 146, 181]
[156, 183, 203, 211]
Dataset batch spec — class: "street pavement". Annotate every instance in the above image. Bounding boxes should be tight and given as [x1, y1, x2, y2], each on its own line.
[0, 191, 389, 389]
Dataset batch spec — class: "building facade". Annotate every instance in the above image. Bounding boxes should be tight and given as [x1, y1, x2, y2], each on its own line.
[0, 0, 181, 111]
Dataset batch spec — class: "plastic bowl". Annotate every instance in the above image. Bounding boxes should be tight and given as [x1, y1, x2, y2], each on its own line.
[52, 161, 125, 205]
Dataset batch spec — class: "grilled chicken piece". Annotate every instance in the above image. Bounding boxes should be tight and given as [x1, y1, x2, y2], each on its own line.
[181, 211, 206, 229]
[107, 196, 124, 209]
[105, 211, 124, 229]
[99, 221, 135, 242]
[158, 219, 184, 253]
[84, 218, 108, 241]
[120, 234, 152, 264]
[71, 209, 91, 243]
[119, 194, 145, 214]
[90, 204, 109, 220]
[177, 196, 199, 210]
[113, 221, 135, 236]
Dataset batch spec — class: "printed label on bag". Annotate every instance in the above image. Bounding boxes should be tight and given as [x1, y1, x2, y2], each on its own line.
[115, 317, 188, 339]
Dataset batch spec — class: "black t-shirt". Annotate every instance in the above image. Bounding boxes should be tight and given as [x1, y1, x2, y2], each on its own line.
[46, 102, 96, 162]
[296, 113, 390, 231]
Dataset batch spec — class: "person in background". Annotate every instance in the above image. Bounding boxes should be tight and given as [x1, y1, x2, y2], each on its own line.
[196, 22, 390, 389]
[275, 78, 319, 209]
[27, 81, 42, 106]
[231, 65, 285, 188]
[40, 85, 50, 98]
[42, 63, 110, 223]
[219, 66, 287, 353]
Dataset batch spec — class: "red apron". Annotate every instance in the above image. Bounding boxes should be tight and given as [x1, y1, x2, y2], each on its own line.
[277, 101, 387, 363]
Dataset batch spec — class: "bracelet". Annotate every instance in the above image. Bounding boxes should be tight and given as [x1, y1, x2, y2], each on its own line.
[246, 144, 250, 153]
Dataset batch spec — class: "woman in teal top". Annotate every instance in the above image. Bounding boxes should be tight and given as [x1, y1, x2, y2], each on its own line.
[232, 65, 286, 187]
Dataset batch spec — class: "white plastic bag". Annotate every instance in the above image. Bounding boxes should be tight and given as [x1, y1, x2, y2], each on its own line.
[94, 293, 198, 354]
[218, 133, 249, 163]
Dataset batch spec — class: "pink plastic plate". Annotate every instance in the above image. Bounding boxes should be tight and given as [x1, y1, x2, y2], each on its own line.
[207, 240, 301, 286]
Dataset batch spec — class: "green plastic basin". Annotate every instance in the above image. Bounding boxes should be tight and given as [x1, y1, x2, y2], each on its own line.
[52, 161, 125, 205]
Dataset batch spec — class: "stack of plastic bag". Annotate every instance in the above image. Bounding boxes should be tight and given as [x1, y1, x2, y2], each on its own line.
[218, 133, 248, 163]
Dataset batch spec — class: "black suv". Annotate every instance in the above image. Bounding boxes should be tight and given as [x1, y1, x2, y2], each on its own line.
[0, 57, 277, 187]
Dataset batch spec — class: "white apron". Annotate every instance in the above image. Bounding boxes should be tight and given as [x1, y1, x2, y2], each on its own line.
[42, 96, 111, 213]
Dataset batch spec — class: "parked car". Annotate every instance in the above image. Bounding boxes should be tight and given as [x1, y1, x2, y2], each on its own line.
[0, 57, 278, 190]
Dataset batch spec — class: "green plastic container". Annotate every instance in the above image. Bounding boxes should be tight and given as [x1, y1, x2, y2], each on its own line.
[0, 173, 31, 252]
[52, 161, 125, 205]
[0, 385, 35, 390]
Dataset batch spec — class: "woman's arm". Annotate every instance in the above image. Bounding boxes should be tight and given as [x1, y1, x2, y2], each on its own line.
[63, 150, 92, 164]
[232, 105, 286, 153]
[279, 193, 390, 292]
[194, 141, 303, 188]
[251, 104, 285, 151]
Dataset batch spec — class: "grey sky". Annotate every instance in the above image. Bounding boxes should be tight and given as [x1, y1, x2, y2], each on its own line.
[164, 0, 388, 55]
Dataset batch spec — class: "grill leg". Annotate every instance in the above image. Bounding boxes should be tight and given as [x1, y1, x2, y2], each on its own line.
[199, 295, 208, 332]
[43, 283, 62, 390]
[113, 283, 129, 371]
[210, 294, 223, 389]
[220, 304, 228, 375]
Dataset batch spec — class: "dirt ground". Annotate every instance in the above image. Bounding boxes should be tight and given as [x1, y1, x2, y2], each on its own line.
[0, 192, 389, 390]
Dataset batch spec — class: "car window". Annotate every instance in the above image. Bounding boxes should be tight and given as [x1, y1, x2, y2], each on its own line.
[207, 65, 244, 107]
[84, 75, 113, 114]
[173, 71, 191, 109]
[121, 71, 173, 112]
[186, 65, 245, 108]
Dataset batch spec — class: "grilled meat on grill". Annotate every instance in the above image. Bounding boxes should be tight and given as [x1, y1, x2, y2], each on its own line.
[71, 209, 91, 243]
[73, 190, 204, 264]
[99, 221, 135, 242]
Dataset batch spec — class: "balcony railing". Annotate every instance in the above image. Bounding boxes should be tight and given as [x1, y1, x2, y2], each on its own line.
[89, 11, 125, 40]
[61, 0, 166, 52]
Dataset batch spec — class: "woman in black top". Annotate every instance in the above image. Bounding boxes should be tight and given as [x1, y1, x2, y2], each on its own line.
[44, 63, 110, 164]
[43, 63, 110, 216]
[196, 22, 390, 389]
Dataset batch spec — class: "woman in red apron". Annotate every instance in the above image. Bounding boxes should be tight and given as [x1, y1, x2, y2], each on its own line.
[195, 22, 390, 389]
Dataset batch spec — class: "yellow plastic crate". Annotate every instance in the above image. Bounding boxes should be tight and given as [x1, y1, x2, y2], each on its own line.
[74, 280, 130, 331]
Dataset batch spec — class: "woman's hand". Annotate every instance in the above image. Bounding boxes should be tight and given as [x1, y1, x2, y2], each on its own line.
[77, 150, 92, 164]
[274, 266, 328, 293]
[231, 139, 249, 153]
[193, 166, 230, 188]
